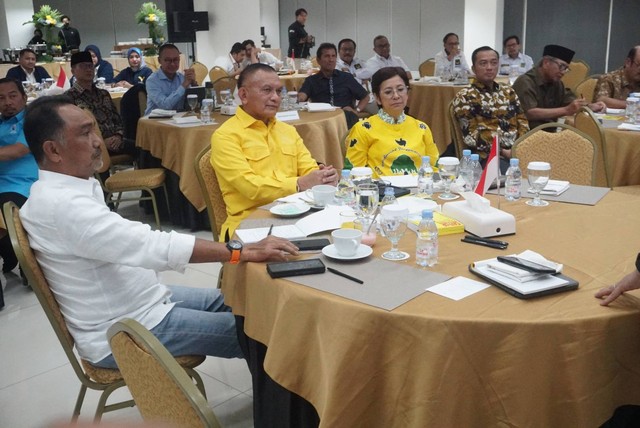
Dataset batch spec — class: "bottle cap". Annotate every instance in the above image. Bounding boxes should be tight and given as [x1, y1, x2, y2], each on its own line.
[510, 158, 519, 166]
[462, 149, 471, 156]
[384, 187, 394, 195]
[421, 155, 430, 164]
[341, 169, 350, 177]
[470, 153, 480, 161]
[421, 209, 433, 219]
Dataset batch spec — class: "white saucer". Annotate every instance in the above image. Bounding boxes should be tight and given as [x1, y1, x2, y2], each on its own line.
[270, 202, 310, 217]
[322, 244, 373, 261]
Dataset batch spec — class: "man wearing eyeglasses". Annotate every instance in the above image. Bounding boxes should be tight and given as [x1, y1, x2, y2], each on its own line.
[210, 64, 338, 240]
[453, 46, 529, 173]
[365, 35, 412, 81]
[435, 32, 471, 79]
[513, 44, 605, 129]
[145, 43, 197, 115]
[594, 46, 640, 109]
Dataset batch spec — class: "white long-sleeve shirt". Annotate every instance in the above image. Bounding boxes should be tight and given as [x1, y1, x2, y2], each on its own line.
[20, 170, 196, 363]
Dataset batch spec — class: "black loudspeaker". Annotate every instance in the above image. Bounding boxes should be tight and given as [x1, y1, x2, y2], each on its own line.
[173, 12, 209, 32]
[165, 0, 195, 43]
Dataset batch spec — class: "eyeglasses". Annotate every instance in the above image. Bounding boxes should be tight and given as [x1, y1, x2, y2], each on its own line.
[380, 86, 409, 98]
[550, 58, 570, 73]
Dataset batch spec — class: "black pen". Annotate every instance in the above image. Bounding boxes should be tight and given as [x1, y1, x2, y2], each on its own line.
[267, 224, 274, 236]
[464, 235, 508, 247]
[327, 267, 364, 284]
[461, 237, 507, 250]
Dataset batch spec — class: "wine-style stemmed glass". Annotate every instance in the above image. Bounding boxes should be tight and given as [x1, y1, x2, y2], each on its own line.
[356, 183, 379, 220]
[380, 205, 409, 260]
[186, 94, 198, 114]
[526, 161, 551, 207]
[438, 157, 460, 200]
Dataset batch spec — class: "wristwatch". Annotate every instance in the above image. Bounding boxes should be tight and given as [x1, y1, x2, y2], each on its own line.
[636, 253, 640, 273]
[356, 107, 361, 113]
[226, 240, 243, 264]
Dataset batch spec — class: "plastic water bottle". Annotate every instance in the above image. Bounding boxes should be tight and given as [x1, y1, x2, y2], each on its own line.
[416, 209, 438, 267]
[380, 186, 398, 207]
[281, 86, 288, 111]
[459, 149, 472, 191]
[417, 156, 434, 198]
[505, 158, 522, 201]
[470, 154, 483, 190]
[336, 169, 356, 207]
[626, 97, 638, 124]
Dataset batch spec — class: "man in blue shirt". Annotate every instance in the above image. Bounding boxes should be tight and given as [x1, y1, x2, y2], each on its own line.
[299, 43, 369, 128]
[0, 78, 39, 307]
[145, 44, 197, 115]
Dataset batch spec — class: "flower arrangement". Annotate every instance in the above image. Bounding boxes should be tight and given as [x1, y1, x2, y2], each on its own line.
[135, 2, 167, 46]
[23, 5, 63, 58]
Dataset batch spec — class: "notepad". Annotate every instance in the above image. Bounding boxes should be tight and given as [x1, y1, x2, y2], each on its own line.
[307, 102, 336, 112]
[236, 205, 347, 243]
[527, 179, 570, 196]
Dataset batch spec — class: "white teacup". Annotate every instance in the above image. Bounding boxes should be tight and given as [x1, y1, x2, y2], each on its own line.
[331, 228, 362, 257]
[305, 184, 336, 207]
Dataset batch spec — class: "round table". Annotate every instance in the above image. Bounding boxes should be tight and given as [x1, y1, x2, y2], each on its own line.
[279, 73, 308, 92]
[135, 109, 348, 212]
[224, 187, 640, 427]
[600, 116, 640, 186]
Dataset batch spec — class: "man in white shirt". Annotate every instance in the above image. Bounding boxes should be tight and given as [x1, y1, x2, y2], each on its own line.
[241, 39, 282, 70]
[20, 95, 298, 368]
[337, 38, 372, 84]
[434, 32, 471, 78]
[365, 35, 412, 80]
[215, 42, 246, 78]
[499, 35, 534, 76]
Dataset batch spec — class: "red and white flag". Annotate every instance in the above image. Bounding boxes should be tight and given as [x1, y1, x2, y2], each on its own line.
[474, 135, 499, 196]
[56, 67, 70, 90]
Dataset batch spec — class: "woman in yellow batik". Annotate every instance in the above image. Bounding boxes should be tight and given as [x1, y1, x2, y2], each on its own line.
[345, 66, 439, 178]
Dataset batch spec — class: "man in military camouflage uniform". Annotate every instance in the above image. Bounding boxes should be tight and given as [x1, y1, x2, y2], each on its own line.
[452, 46, 529, 173]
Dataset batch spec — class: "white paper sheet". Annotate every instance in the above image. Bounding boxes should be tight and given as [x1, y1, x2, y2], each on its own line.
[427, 276, 490, 301]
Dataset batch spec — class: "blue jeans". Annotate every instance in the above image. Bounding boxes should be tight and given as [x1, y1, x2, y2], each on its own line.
[95, 285, 243, 368]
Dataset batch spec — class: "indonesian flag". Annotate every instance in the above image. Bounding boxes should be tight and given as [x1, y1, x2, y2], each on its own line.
[56, 67, 70, 90]
[474, 135, 499, 196]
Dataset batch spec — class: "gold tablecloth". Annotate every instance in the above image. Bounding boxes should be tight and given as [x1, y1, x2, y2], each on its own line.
[279, 73, 308, 91]
[223, 188, 640, 427]
[136, 109, 347, 211]
[408, 82, 465, 154]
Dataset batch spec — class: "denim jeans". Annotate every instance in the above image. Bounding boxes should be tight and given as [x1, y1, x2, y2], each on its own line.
[95, 285, 243, 368]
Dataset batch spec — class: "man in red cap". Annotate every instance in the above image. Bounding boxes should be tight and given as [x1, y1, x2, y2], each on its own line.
[513, 44, 605, 129]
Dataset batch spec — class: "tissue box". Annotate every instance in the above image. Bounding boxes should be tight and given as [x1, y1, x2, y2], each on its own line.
[220, 104, 238, 116]
[442, 200, 515, 237]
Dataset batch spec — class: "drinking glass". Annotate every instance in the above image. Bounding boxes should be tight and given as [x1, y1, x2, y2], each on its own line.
[526, 162, 551, 207]
[438, 157, 460, 200]
[187, 94, 198, 113]
[288, 91, 298, 110]
[356, 183, 379, 220]
[380, 205, 409, 260]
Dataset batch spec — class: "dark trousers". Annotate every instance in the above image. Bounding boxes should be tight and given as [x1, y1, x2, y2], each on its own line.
[0, 192, 27, 309]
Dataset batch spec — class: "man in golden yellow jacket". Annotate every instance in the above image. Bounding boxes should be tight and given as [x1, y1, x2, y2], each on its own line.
[211, 64, 339, 240]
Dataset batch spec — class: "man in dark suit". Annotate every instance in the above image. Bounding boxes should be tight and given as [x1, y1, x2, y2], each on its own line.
[5, 49, 50, 84]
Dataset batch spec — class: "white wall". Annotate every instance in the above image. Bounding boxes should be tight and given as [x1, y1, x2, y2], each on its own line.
[194, 0, 261, 69]
[0, 0, 35, 48]
[463, 0, 504, 64]
[260, 0, 280, 49]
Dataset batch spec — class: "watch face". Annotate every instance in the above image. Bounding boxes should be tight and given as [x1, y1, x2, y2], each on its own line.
[227, 240, 243, 251]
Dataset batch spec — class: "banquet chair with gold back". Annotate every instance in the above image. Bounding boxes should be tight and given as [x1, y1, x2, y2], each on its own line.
[192, 61, 209, 86]
[575, 75, 601, 103]
[195, 146, 228, 288]
[419, 58, 436, 77]
[511, 123, 597, 185]
[208, 66, 228, 85]
[212, 76, 238, 106]
[574, 106, 611, 187]
[95, 139, 170, 231]
[3, 202, 208, 423]
[108, 319, 220, 428]
[561, 59, 590, 94]
[145, 56, 159, 71]
[447, 101, 466, 158]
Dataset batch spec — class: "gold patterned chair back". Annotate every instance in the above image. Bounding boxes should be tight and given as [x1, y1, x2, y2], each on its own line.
[192, 61, 208, 86]
[447, 100, 466, 158]
[108, 319, 220, 428]
[574, 106, 610, 187]
[208, 66, 228, 84]
[575, 75, 600, 102]
[419, 58, 436, 77]
[195, 146, 227, 242]
[212, 76, 237, 106]
[561, 59, 590, 94]
[512, 123, 597, 185]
